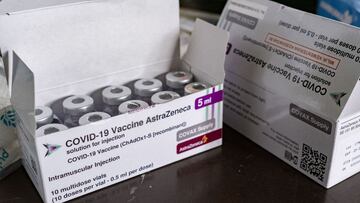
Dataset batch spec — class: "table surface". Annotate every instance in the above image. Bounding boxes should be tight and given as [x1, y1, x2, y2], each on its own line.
[0, 125, 359, 203]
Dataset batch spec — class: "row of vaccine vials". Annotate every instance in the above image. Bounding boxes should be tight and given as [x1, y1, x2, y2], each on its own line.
[36, 71, 210, 136]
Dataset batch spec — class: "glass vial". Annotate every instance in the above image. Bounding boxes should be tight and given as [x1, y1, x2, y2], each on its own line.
[36, 124, 68, 137]
[63, 95, 95, 128]
[35, 106, 62, 129]
[134, 78, 163, 103]
[118, 100, 149, 114]
[35, 106, 54, 128]
[102, 85, 132, 116]
[78, 112, 111, 126]
[151, 91, 180, 105]
[184, 82, 210, 95]
[165, 71, 193, 95]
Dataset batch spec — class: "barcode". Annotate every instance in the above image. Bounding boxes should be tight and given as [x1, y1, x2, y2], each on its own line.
[300, 144, 327, 181]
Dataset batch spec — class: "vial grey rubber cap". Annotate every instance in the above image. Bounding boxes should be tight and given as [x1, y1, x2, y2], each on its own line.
[79, 112, 111, 126]
[184, 82, 210, 95]
[118, 100, 149, 114]
[63, 95, 95, 116]
[151, 91, 180, 104]
[166, 71, 193, 89]
[35, 106, 54, 127]
[102, 86, 132, 105]
[36, 124, 68, 137]
[134, 79, 163, 97]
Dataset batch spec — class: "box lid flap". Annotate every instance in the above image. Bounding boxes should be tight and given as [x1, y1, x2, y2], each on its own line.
[218, 0, 360, 120]
[184, 19, 229, 83]
[0, 0, 93, 15]
[0, 56, 10, 108]
[0, 0, 179, 93]
[340, 78, 360, 119]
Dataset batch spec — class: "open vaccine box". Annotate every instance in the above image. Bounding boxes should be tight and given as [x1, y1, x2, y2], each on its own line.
[0, 0, 229, 202]
[219, 0, 360, 188]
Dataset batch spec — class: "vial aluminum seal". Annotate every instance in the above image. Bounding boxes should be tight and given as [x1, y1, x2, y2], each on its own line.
[102, 86, 132, 106]
[184, 82, 210, 95]
[166, 71, 193, 89]
[63, 95, 95, 116]
[35, 106, 54, 128]
[134, 79, 163, 97]
[79, 112, 111, 126]
[118, 100, 149, 114]
[151, 91, 180, 105]
[36, 124, 68, 137]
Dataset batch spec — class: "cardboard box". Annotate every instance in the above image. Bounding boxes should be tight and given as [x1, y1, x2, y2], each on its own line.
[317, 0, 360, 27]
[0, 56, 20, 179]
[0, 0, 229, 202]
[219, 0, 360, 188]
[0, 0, 93, 14]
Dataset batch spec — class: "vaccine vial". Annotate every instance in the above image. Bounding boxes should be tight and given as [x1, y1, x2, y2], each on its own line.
[35, 106, 62, 128]
[78, 112, 111, 126]
[102, 85, 132, 116]
[134, 78, 163, 103]
[184, 82, 210, 95]
[63, 95, 95, 127]
[165, 71, 193, 95]
[118, 100, 149, 114]
[151, 91, 180, 105]
[36, 124, 68, 137]
[35, 106, 54, 128]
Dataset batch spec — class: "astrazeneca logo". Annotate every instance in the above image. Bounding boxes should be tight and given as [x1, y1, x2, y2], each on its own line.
[44, 144, 61, 157]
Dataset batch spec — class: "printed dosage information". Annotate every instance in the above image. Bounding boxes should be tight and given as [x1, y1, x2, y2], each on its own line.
[195, 91, 223, 110]
[49, 162, 154, 202]
[177, 129, 222, 154]
[290, 104, 332, 134]
[265, 33, 340, 70]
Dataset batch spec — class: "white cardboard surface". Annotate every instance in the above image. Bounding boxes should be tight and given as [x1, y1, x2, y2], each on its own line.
[219, 0, 360, 120]
[219, 0, 360, 188]
[184, 19, 229, 84]
[0, 0, 93, 14]
[0, 0, 179, 98]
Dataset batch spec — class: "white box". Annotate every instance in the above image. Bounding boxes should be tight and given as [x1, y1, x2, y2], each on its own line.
[0, 0, 229, 202]
[219, 0, 360, 188]
[0, 0, 93, 14]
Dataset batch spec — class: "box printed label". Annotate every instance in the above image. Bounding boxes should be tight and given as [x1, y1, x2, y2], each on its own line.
[177, 119, 216, 142]
[177, 129, 222, 154]
[265, 33, 340, 70]
[226, 10, 258, 30]
[220, 0, 360, 121]
[229, 0, 267, 20]
[195, 90, 223, 109]
[290, 104, 332, 135]
[1, 0, 228, 200]
[218, 0, 360, 187]
[33, 90, 223, 202]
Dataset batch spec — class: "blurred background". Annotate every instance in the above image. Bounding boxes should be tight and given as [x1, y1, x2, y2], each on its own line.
[179, 0, 360, 56]
[179, 0, 319, 56]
